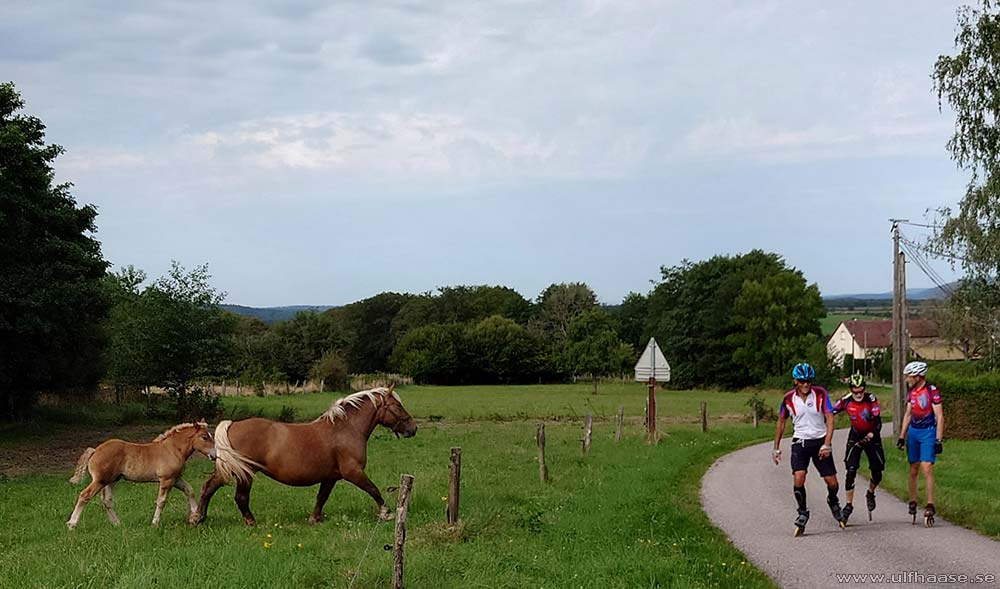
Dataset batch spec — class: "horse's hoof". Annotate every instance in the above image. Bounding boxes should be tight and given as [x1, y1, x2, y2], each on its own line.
[243, 518, 257, 527]
[308, 515, 323, 525]
[378, 512, 394, 522]
[66, 522, 76, 530]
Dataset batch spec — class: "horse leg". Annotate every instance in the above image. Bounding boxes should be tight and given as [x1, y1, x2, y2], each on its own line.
[173, 478, 197, 516]
[343, 469, 391, 521]
[100, 482, 121, 526]
[191, 471, 226, 524]
[67, 480, 105, 529]
[309, 480, 336, 524]
[151, 478, 175, 527]
[234, 479, 256, 526]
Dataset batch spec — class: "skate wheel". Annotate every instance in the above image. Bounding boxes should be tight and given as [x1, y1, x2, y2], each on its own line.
[793, 526, 804, 537]
[839, 520, 846, 529]
[868, 512, 872, 522]
[924, 517, 934, 528]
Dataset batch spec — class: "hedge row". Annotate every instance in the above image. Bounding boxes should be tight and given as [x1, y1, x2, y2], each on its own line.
[930, 372, 1000, 440]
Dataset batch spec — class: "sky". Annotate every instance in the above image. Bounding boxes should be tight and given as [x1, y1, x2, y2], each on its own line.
[2, 0, 971, 306]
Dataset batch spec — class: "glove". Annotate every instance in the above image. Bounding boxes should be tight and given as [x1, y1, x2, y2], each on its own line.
[896, 437, 905, 450]
[935, 440, 943, 455]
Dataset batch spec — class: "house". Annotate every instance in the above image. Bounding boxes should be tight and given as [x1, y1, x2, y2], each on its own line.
[826, 319, 965, 367]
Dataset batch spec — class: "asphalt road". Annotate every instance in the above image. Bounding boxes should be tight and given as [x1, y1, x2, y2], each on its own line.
[701, 426, 1000, 588]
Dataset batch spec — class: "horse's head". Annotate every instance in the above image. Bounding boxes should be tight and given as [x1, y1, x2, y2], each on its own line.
[376, 385, 417, 439]
[191, 420, 217, 461]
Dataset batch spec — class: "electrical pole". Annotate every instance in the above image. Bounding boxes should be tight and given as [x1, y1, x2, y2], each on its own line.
[890, 219, 908, 437]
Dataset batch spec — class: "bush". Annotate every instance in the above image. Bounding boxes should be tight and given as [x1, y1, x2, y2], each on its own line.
[166, 385, 222, 421]
[746, 394, 776, 423]
[926, 372, 1000, 439]
[310, 350, 350, 391]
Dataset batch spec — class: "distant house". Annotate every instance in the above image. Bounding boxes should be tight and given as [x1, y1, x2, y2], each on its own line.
[826, 319, 965, 367]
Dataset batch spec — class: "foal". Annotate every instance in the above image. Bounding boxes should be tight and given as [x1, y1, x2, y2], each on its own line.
[66, 421, 217, 529]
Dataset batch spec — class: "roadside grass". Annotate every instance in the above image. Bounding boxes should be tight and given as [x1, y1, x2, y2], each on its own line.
[0, 419, 776, 588]
[878, 439, 1000, 540]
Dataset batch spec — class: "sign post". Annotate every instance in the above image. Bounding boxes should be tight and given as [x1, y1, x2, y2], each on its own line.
[634, 338, 670, 443]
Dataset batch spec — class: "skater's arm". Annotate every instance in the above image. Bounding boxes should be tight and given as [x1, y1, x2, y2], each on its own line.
[899, 401, 911, 440]
[820, 411, 834, 458]
[933, 404, 944, 441]
[773, 413, 787, 463]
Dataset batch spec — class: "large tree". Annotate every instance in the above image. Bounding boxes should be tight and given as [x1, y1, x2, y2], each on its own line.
[0, 82, 110, 417]
[933, 1, 1000, 277]
[567, 309, 634, 394]
[932, 2, 1000, 361]
[645, 250, 820, 388]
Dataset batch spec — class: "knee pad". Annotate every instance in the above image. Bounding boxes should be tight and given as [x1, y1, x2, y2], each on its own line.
[845, 468, 858, 491]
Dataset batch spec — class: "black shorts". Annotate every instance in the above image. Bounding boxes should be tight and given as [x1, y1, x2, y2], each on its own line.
[790, 437, 837, 476]
[844, 430, 885, 473]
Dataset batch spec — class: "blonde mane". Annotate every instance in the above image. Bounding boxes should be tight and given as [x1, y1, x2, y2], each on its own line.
[152, 420, 206, 442]
[314, 387, 401, 424]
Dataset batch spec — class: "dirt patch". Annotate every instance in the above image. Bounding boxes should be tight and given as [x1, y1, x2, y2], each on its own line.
[1, 425, 166, 478]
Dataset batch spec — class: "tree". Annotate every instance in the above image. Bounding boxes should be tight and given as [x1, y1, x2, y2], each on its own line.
[0, 82, 110, 417]
[339, 292, 413, 373]
[931, 3, 1000, 359]
[728, 270, 825, 382]
[105, 262, 236, 394]
[645, 251, 814, 388]
[466, 315, 545, 384]
[616, 292, 649, 349]
[390, 323, 466, 384]
[567, 309, 634, 394]
[536, 282, 598, 338]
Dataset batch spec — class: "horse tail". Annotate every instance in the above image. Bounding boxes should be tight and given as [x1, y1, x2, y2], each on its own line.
[213, 420, 263, 485]
[69, 447, 96, 484]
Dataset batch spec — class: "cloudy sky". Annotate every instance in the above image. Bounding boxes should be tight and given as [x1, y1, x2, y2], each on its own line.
[3, 0, 970, 306]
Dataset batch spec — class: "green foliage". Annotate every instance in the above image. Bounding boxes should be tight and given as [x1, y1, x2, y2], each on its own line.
[535, 282, 597, 339]
[309, 349, 350, 391]
[0, 82, 110, 418]
[615, 291, 649, 349]
[646, 250, 822, 389]
[166, 385, 222, 421]
[932, 2, 1000, 279]
[729, 270, 824, 383]
[929, 371, 1000, 439]
[105, 263, 236, 394]
[391, 322, 467, 384]
[745, 393, 776, 423]
[465, 315, 545, 384]
[567, 309, 634, 393]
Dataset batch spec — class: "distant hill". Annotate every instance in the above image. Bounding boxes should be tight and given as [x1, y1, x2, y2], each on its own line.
[220, 304, 335, 323]
[824, 282, 959, 303]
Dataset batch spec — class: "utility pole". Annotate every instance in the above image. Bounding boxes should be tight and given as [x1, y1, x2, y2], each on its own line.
[890, 219, 908, 436]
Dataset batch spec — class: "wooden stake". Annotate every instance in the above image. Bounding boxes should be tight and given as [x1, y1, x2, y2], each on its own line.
[536, 424, 548, 483]
[701, 401, 708, 433]
[647, 377, 657, 441]
[583, 414, 592, 455]
[320, 379, 325, 393]
[447, 448, 461, 525]
[615, 406, 624, 442]
[753, 410, 759, 429]
[392, 474, 414, 589]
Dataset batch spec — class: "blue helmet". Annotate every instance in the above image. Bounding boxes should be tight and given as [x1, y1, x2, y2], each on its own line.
[791, 363, 815, 381]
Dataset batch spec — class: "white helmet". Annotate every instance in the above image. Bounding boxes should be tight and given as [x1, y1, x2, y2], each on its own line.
[903, 361, 928, 376]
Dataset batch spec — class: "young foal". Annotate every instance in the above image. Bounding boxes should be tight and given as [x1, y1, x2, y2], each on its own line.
[192, 386, 416, 526]
[67, 421, 216, 529]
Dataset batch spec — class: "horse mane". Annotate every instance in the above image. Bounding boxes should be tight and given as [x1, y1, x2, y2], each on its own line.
[151, 420, 206, 442]
[314, 387, 401, 424]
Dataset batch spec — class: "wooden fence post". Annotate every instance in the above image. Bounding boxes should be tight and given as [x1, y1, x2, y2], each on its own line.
[320, 379, 325, 393]
[647, 377, 657, 441]
[701, 401, 708, 433]
[583, 414, 592, 454]
[536, 424, 548, 483]
[753, 410, 759, 429]
[447, 448, 461, 525]
[392, 474, 414, 589]
[615, 406, 624, 442]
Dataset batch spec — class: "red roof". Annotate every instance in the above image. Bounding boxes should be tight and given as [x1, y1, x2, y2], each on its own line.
[838, 319, 940, 349]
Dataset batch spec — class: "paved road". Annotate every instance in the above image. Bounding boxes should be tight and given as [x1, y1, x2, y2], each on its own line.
[701, 426, 1000, 588]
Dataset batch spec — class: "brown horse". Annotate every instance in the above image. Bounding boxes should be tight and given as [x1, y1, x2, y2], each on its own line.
[191, 385, 417, 526]
[67, 421, 216, 529]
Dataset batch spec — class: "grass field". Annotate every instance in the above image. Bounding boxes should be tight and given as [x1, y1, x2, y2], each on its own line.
[821, 311, 891, 336]
[0, 385, 781, 589]
[878, 439, 1000, 540]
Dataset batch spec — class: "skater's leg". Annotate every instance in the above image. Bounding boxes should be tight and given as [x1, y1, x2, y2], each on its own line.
[908, 462, 919, 504]
[922, 462, 935, 505]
